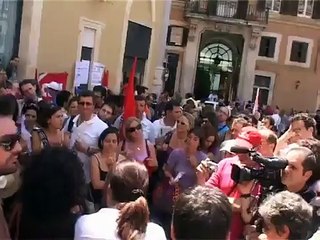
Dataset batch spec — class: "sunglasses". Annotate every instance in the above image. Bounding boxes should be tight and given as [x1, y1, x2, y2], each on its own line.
[79, 102, 93, 106]
[0, 134, 20, 151]
[126, 124, 142, 133]
[177, 120, 187, 126]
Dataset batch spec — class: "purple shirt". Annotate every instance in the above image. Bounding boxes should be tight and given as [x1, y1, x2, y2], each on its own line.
[167, 148, 207, 191]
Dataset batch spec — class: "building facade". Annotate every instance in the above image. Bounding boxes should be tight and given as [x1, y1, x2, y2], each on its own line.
[167, 0, 320, 111]
[256, 0, 320, 111]
[17, 0, 171, 94]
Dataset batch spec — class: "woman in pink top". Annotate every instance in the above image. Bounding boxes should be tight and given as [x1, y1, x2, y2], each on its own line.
[120, 117, 157, 175]
[199, 127, 262, 240]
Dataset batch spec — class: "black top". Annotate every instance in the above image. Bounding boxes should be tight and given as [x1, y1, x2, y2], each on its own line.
[18, 212, 79, 239]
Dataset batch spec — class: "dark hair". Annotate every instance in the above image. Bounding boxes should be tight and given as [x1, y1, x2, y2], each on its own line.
[19, 79, 36, 90]
[202, 112, 218, 130]
[67, 96, 79, 108]
[201, 124, 219, 150]
[108, 160, 149, 240]
[101, 102, 115, 115]
[0, 94, 19, 122]
[185, 93, 193, 99]
[263, 115, 275, 127]
[188, 127, 206, 150]
[98, 127, 119, 149]
[22, 100, 39, 115]
[56, 90, 71, 108]
[20, 147, 86, 219]
[258, 191, 313, 240]
[37, 102, 61, 128]
[93, 85, 107, 98]
[173, 186, 232, 239]
[291, 113, 316, 132]
[164, 100, 181, 113]
[78, 90, 95, 101]
[288, 147, 318, 186]
[135, 95, 146, 102]
[136, 85, 148, 96]
[19, 79, 41, 97]
[297, 138, 320, 183]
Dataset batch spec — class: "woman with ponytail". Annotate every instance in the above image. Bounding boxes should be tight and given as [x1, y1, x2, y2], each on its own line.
[75, 160, 166, 240]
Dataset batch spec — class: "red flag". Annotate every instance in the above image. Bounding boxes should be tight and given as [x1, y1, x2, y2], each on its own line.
[34, 68, 38, 81]
[102, 70, 109, 88]
[38, 72, 68, 102]
[123, 57, 137, 120]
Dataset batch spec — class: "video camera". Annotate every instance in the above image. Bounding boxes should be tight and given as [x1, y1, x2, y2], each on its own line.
[230, 146, 288, 190]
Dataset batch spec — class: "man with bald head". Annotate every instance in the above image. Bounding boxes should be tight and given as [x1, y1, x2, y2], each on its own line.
[257, 129, 277, 157]
[0, 116, 22, 238]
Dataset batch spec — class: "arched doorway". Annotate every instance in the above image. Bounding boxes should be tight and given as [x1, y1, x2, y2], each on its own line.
[194, 40, 240, 101]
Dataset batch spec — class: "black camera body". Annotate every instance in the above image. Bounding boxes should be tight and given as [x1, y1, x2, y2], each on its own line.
[230, 147, 288, 190]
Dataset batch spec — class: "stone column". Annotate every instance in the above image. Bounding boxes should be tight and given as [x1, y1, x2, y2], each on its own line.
[237, 26, 262, 101]
[151, 0, 172, 96]
[18, 0, 44, 80]
[180, 20, 202, 96]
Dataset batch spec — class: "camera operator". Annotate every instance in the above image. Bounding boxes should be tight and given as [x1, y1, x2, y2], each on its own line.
[197, 126, 277, 240]
[274, 113, 316, 156]
[240, 145, 319, 239]
[246, 191, 314, 240]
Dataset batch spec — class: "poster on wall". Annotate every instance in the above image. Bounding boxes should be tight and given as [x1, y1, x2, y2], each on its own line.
[74, 61, 105, 88]
[74, 60, 90, 87]
[90, 62, 105, 86]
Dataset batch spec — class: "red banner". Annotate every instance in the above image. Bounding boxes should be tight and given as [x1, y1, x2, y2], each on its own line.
[38, 72, 68, 101]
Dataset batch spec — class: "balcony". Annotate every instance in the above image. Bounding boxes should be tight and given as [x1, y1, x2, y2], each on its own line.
[185, 0, 269, 25]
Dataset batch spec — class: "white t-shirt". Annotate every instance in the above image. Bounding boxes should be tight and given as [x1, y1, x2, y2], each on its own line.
[68, 114, 108, 183]
[152, 118, 176, 140]
[74, 208, 166, 240]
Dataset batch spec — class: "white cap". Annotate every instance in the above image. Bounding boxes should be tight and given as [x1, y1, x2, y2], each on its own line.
[220, 139, 237, 153]
[46, 81, 62, 91]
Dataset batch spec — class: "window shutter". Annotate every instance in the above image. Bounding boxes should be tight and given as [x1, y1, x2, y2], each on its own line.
[300, 42, 309, 63]
[280, 0, 299, 16]
[166, 26, 172, 45]
[268, 38, 276, 58]
[259, 37, 267, 56]
[237, 0, 249, 19]
[182, 28, 189, 47]
[257, 0, 266, 11]
[290, 41, 299, 62]
[312, 0, 320, 19]
[207, 0, 218, 16]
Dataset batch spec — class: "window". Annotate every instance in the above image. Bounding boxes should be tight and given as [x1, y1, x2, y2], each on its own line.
[290, 41, 309, 63]
[166, 26, 188, 47]
[252, 75, 273, 106]
[257, 33, 282, 62]
[285, 36, 313, 68]
[259, 37, 276, 58]
[298, 0, 314, 17]
[266, 0, 281, 12]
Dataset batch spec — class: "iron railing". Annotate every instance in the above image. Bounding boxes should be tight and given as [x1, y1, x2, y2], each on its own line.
[185, 0, 269, 24]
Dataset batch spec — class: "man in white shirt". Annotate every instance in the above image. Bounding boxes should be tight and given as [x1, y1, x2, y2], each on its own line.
[153, 100, 181, 143]
[66, 91, 108, 185]
[114, 95, 155, 144]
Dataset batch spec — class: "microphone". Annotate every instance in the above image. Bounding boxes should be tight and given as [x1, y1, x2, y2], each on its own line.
[230, 146, 251, 154]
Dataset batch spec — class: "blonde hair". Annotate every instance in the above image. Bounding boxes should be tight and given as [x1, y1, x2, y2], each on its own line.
[123, 117, 142, 141]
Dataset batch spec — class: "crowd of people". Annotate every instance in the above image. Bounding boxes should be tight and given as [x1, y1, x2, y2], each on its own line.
[0, 77, 319, 239]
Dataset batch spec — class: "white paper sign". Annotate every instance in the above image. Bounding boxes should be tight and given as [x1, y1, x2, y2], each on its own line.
[74, 60, 90, 87]
[90, 62, 105, 86]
